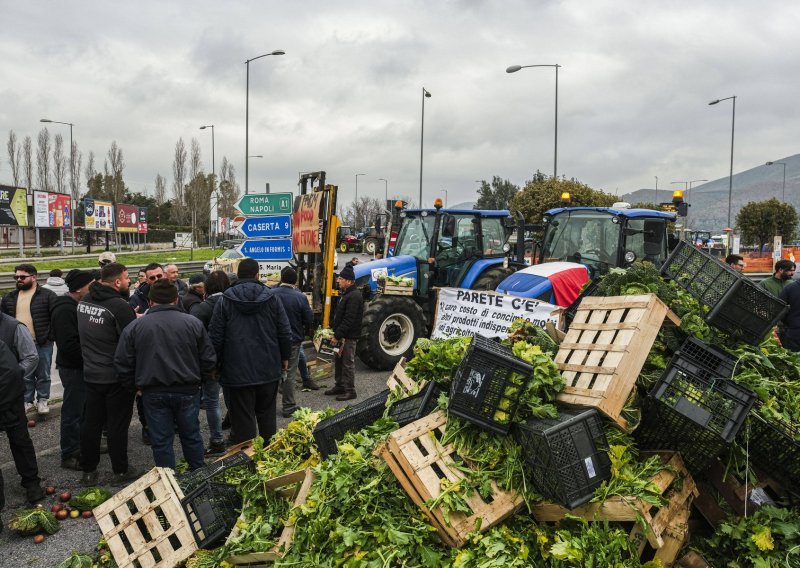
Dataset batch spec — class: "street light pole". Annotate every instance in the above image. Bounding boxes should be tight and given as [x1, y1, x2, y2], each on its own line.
[419, 87, 432, 207]
[709, 96, 737, 250]
[378, 178, 388, 204]
[245, 49, 285, 195]
[444, 189, 448, 208]
[766, 161, 787, 202]
[354, 173, 365, 231]
[654, 176, 658, 204]
[200, 125, 215, 246]
[40, 118, 75, 254]
[506, 63, 561, 179]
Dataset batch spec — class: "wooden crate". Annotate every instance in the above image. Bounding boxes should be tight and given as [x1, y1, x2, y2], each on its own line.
[385, 356, 428, 394]
[93, 467, 197, 568]
[554, 294, 680, 429]
[214, 439, 257, 463]
[378, 280, 414, 296]
[531, 452, 698, 551]
[378, 410, 524, 548]
[306, 357, 334, 381]
[226, 468, 316, 566]
[639, 504, 691, 567]
[313, 334, 339, 356]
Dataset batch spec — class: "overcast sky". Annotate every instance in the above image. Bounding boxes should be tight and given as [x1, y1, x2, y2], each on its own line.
[1, 0, 798, 210]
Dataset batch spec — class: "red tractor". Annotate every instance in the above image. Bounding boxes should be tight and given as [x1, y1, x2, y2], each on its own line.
[337, 225, 362, 253]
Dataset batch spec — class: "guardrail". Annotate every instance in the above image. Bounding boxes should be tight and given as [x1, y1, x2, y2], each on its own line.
[0, 260, 206, 290]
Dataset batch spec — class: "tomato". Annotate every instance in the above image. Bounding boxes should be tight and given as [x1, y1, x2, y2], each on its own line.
[33, 535, 45, 544]
[59, 491, 72, 502]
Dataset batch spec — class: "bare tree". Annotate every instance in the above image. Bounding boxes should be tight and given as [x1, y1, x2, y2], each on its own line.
[36, 128, 52, 191]
[70, 140, 82, 201]
[343, 196, 384, 231]
[106, 141, 126, 203]
[218, 156, 240, 219]
[53, 134, 67, 193]
[172, 138, 188, 223]
[23, 136, 33, 191]
[154, 173, 166, 206]
[189, 138, 203, 180]
[6, 131, 21, 185]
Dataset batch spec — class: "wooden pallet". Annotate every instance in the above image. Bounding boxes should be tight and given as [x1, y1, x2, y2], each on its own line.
[226, 468, 316, 566]
[554, 294, 680, 429]
[639, 504, 691, 567]
[378, 281, 414, 296]
[531, 452, 697, 550]
[378, 410, 524, 548]
[93, 467, 197, 568]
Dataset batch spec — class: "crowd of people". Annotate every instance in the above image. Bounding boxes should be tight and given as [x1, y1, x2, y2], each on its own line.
[0, 252, 364, 522]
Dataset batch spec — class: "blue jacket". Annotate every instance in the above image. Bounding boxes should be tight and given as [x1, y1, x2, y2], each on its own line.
[208, 279, 291, 387]
[271, 285, 313, 344]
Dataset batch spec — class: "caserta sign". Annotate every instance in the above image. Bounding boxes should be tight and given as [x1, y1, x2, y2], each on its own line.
[238, 214, 292, 239]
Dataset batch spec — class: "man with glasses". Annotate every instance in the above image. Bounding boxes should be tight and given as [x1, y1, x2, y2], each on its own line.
[0, 264, 56, 416]
[129, 263, 164, 315]
[724, 254, 746, 273]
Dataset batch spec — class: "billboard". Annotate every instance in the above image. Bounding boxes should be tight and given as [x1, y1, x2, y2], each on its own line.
[138, 207, 148, 234]
[34, 191, 71, 228]
[0, 185, 29, 227]
[116, 203, 139, 233]
[84, 198, 113, 231]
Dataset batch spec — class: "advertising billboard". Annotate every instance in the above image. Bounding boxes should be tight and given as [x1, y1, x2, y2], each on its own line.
[34, 191, 71, 228]
[34, 191, 49, 227]
[138, 207, 148, 234]
[84, 198, 113, 231]
[0, 185, 29, 227]
[116, 203, 139, 233]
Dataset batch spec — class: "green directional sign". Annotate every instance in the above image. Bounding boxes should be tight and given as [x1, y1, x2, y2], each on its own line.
[235, 192, 293, 216]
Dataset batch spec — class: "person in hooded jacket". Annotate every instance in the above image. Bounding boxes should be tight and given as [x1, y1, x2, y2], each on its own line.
[42, 269, 69, 296]
[209, 259, 291, 444]
[50, 269, 94, 470]
[182, 274, 206, 312]
[324, 264, 363, 401]
[189, 270, 230, 454]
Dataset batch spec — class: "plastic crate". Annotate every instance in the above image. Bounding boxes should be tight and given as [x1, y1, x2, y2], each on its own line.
[448, 334, 534, 435]
[182, 481, 243, 549]
[513, 407, 611, 509]
[674, 336, 735, 381]
[563, 278, 601, 330]
[748, 413, 800, 493]
[177, 450, 254, 494]
[313, 389, 390, 458]
[661, 241, 788, 345]
[387, 381, 444, 427]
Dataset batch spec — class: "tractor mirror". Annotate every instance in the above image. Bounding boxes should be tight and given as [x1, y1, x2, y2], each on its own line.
[442, 215, 456, 238]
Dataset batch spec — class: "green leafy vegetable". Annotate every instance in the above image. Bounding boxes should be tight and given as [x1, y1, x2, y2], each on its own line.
[8, 505, 60, 535]
[69, 487, 113, 511]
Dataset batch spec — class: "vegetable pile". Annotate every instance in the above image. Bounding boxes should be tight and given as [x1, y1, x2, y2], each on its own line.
[378, 274, 415, 286]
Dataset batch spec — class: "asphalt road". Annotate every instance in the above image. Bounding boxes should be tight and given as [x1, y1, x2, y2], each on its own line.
[0, 252, 392, 567]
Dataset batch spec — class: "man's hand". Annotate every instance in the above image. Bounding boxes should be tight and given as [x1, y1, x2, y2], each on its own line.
[282, 360, 289, 371]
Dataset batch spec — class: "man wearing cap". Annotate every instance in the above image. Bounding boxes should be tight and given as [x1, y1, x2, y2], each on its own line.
[324, 264, 363, 401]
[98, 251, 116, 267]
[182, 274, 206, 312]
[209, 258, 291, 443]
[272, 267, 319, 417]
[77, 262, 139, 485]
[115, 279, 216, 470]
[1, 264, 56, 416]
[50, 269, 94, 470]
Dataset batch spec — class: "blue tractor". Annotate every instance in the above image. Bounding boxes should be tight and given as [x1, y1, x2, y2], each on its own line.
[353, 202, 524, 370]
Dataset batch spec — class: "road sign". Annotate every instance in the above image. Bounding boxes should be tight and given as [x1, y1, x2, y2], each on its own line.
[235, 192, 293, 216]
[238, 214, 292, 239]
[238, 238, 293, 261]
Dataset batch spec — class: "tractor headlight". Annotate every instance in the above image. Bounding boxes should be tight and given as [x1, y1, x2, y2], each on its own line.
[624, 251, 636, 264]
[503, 243, 511, 252]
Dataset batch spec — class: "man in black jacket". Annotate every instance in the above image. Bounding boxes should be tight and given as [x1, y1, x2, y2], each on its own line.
[115, 279, 216, 470]
[1, 264, 56, 416]
[272, 267, 318, 418]
[209, 259, 291, 443]
[324, 265, 364, 401]
[77, 263, 138, 485]
[51, 269, 94, 470]
[129, 262, 164, 315]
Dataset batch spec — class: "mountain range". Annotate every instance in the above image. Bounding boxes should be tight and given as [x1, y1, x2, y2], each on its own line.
[621, 154, 800, 232]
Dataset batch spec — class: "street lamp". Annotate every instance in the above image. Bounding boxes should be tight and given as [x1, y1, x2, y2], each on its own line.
[40, 118, 75, 254]
[709, 95, 737, 250]
[245, 49, 285, 195]
[378, 178, 388, 203]
[419, 87, 432, 207]
[355, 173, 365, 231]
[200, 125, 215, 246]
[654, 176, 659, 204]
[444, 189, 448, 208]
[766, 161, 787, 202]
[506, 63, 561, 179]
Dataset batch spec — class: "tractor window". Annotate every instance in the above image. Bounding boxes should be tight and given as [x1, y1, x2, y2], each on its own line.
[481, 217, 506, 256]
[625, 218, 667, 265]
[394, 214, 435, 260]
[542, 210, 619, 273]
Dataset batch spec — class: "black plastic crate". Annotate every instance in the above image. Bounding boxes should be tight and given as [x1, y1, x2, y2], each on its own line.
[512, 407, 611, 509]
[563, 278, 601, 330]
[177, 450, 253, 494]
[181, 481, 242, 549]
[661, 241, 787, 345]
[387, 382, 444, 427]
[448, 334, 534, 435]
[747, 413, 800, 493]
[674, 336, 735, 382]
[313, 389, 390, 458]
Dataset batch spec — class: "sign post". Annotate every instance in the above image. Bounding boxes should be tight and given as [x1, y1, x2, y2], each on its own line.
[237, 238, 294, 261]
[237, 214, 292, 239]
[235, 193, 293, 216]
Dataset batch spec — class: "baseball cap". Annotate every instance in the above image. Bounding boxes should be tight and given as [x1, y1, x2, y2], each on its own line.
[98, 251, 117, 265]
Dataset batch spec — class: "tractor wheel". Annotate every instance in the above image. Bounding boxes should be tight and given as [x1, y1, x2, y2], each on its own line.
[364, 238, 378, 255]
[339, 242, 348, 253]
[471, 267, 515, 291]
[357, 296, 427, 371]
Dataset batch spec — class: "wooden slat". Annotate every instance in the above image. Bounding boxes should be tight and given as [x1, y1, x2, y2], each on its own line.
[558, 342, 628, 352]
[567, 322, 641, 331]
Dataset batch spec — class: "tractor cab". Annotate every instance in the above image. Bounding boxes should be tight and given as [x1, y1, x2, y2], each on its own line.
[538, 206, 676, 278]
